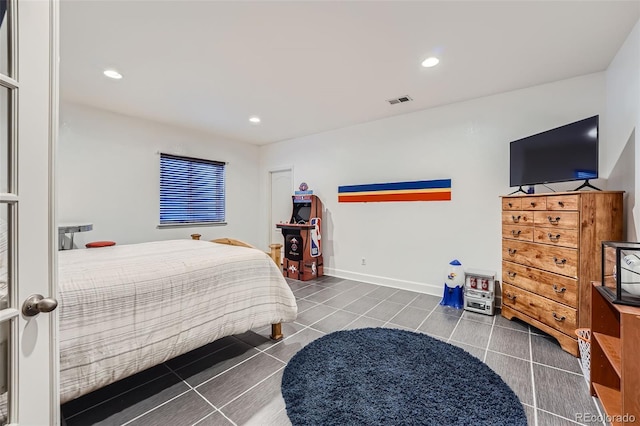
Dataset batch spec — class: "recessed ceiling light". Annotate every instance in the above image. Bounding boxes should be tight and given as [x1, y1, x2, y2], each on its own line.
[421, 57, 440, 68]
[103, 69, 123, 79]
[249, 116, 261, 124]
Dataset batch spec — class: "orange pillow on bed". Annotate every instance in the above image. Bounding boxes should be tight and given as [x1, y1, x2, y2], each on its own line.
[85, 241, 116, 248]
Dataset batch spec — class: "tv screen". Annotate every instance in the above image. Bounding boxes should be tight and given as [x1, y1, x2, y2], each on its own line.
[291, 204, 311, 224]
[510, 116, 599, 187]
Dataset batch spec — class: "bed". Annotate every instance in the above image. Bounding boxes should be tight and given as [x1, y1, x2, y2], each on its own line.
[57, 238, 297, 404]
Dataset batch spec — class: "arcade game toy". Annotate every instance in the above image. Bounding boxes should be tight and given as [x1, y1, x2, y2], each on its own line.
[276, 190, 323, 281]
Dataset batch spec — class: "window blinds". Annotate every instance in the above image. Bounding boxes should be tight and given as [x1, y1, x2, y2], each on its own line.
[160, 154, 225, 224]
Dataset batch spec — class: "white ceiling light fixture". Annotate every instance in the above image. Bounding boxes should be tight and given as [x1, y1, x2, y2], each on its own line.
[421, 57, 440, 68]
[249, 116, 261, 124]
[103, 69, 123, 79]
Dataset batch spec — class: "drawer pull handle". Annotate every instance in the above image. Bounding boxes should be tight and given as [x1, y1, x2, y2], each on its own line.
[547, 216, 561, 224]
[558, 201, 565, 207]
[552, 312, 566, 322]
[552, 284, 567, 293]
[508, 202, 513, 208]
[511, 215, 521, 223]
[511, 230, 522, 237]
[530, 202, 536, 207]
[506, 293, 517, 301]
[548, 233, 561, 242]
[507, 271, 517, 279]
[508, 248, 517, 256]
[553, 257, 567, 265]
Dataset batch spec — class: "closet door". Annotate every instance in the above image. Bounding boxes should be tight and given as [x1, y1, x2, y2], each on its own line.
[270, 168, 292, 246]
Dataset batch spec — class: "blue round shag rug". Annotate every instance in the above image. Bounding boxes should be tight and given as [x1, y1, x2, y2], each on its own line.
[281, 327, 527, 426]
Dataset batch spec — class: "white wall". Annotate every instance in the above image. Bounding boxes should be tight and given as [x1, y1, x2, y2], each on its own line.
[58, 102, 261, 248]
[604, 19, 639, 240]
[260, 74, 607, 296]
[58, 24, 638, 296]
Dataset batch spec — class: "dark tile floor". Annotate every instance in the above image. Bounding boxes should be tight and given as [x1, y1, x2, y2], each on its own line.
[61, 276, 604, 426]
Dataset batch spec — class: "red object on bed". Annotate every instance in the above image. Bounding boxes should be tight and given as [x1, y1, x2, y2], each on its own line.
[85, 241, 116, 248]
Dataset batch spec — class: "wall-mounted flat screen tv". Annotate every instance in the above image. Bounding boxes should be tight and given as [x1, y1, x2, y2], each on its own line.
[510, 115, 599, 188]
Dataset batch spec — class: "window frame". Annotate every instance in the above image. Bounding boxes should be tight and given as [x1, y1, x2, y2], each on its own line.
[158, 153, 227, 228]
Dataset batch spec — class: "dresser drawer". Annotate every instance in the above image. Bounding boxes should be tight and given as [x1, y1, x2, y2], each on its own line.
[546, 195, 579, 211]
[502, 283, 577, 335]
[533, 228, 579, 249]
[502, 225, 534, 242]
[523, 197, 546, 210]
[533, 211, 579, 229]
[502, 198, 522, 211]
[502, 240, 578, 278]
[502, 261, 577, 307]
[501, 211, 533, 226]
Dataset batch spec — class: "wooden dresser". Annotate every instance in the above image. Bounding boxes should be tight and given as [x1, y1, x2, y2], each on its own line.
[500, 191, 623, 356]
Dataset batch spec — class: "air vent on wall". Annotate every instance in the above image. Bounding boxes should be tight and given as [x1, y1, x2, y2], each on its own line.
[387, 95, 413, 105]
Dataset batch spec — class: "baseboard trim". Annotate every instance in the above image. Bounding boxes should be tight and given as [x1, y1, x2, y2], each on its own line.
[324, 268, 442, 298]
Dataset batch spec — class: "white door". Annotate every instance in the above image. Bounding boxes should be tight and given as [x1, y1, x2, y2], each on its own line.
[0, 0, 59, 424]
[270, 169, 292, 246]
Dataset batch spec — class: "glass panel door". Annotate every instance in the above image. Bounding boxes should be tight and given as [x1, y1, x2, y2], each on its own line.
[0, 0, 58, 423]
[0, 0, 16, 422]
[1, 84, 9, 195]
[0, 0, 9, 76]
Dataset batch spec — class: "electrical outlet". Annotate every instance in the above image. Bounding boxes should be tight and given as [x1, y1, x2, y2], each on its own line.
[361, 257, 366, 266]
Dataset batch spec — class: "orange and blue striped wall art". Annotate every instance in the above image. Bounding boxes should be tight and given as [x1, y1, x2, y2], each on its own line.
[338, 179, 451, 203]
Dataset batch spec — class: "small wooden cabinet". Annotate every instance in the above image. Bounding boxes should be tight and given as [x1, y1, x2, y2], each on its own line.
[500, 191, 623, 356]
[590, 283, 640, 425]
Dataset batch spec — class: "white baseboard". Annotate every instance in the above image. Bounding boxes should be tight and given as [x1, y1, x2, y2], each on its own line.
[324, 267, 443, 298]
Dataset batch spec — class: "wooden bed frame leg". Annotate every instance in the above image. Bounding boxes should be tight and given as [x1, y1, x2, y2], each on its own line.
[191, 233, 201, 240]
[268, 243, 282, 271]
[271, 323, 283, 341]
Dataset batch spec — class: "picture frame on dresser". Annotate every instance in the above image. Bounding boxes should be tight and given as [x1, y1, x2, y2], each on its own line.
[500, 191, 624, 356]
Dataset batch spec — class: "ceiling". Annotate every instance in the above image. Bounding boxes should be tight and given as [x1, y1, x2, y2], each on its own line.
[60, 1, 640, 146]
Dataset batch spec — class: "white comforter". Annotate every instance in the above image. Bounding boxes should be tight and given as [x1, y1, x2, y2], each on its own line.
[58, 239, 297, 404]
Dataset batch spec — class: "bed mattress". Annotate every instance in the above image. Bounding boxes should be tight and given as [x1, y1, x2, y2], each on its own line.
[58, 239, 297, 403]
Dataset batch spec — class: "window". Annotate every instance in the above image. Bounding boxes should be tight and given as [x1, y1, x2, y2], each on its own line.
[159, 153, 226, 225]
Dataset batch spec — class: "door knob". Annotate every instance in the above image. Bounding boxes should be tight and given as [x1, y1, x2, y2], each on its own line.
[22, 294, 58, 317]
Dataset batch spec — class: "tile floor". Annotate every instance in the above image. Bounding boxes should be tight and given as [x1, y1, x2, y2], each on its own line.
[61, 276, 604, 426]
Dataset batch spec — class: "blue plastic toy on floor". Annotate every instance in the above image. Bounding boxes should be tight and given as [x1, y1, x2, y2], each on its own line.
[440, 259, 464, 309]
